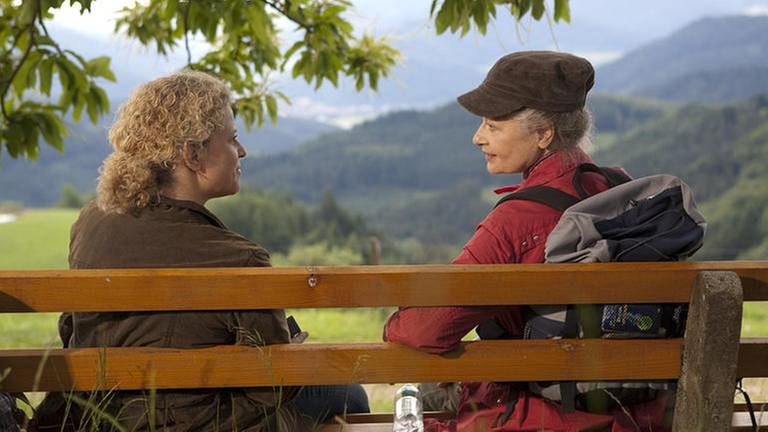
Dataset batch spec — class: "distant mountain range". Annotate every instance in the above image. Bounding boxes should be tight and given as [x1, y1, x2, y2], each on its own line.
[595, 15, 768, 101]
[0, 116, 336, 206]
[2, 13, 768, 262]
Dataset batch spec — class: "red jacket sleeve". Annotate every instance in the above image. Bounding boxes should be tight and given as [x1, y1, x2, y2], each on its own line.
[383, 221, 521, 354]
[453, 224, 513, 264]
[383, 305, 508, 354]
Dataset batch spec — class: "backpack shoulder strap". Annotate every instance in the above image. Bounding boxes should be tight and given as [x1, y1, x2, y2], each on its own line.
[494, 186, 580, 213]
[572, 163, 631, 199]
[495, 164, 630, 212]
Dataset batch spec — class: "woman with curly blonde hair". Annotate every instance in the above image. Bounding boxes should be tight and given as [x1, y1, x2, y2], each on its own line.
[98, 70, 238, 213]
[36, 71, 368, 431]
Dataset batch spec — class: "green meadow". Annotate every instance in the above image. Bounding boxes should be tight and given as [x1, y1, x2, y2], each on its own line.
[0, 208, 766, 409]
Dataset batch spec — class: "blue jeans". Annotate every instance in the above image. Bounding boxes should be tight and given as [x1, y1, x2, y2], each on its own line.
[293, 384, 370, 423]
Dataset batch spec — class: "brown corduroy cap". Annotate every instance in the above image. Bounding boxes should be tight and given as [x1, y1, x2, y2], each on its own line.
[457, 51, 595, 117]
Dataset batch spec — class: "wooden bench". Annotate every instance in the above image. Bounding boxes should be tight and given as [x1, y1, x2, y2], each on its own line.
[1, 262, 767, 431]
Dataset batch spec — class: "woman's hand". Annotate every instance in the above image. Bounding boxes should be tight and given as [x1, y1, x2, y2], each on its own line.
[291, 331, 309, 344]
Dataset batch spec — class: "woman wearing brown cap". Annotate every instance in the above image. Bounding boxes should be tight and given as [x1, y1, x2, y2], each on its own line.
[35, 71, 368, 431]
[384, 52, 669, 431]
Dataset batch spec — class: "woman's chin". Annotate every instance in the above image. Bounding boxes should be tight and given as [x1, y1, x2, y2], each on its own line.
[486, 163, 502, 175]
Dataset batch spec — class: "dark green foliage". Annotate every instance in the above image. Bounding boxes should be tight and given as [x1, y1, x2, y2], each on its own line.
[372, 180, 489, 246]
[593, 96, 768, 203]
[588, 95, 669, 134]
[1, 0, 562, 161]
[56, 183, 92, 209]
[307, 189, 369, 247]
[210, 189, 309, 254]
[697, 180, 768, 259]
[243, 103, 494, 203]
[0, 0, 113, 160]
[209, 188, 374, 258]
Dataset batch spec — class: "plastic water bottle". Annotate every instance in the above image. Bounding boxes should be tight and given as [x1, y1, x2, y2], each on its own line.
[393, 383, 424, 432]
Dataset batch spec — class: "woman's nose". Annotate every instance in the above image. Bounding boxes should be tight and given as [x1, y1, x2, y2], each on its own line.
[472, 126, 484, 146]
[237, 142, 247, 158]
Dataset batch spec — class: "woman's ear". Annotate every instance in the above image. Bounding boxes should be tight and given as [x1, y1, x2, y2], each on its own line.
[181, 143, 205, 173]
[536, 124, 555, 150]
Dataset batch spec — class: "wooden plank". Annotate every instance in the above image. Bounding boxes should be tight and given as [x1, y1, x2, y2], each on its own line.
[335, 412, 453, 424]
[0, 262, 766, 312]
[732, 411, 768, 431]
[737, 338, 768, 378]
[321, 424, 391, 432]
[0, 339, 683, 392]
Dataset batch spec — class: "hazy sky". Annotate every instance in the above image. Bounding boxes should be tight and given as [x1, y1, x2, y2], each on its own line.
[52, 1, 768, 39]
[48, 1, 768, 126]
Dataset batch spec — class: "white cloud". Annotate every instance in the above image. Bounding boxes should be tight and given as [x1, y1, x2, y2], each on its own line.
[51, 1, 134, 38]
[281, 97, 410, 129]
[574, 51, 624, 67]
[745, 4, 768, 16]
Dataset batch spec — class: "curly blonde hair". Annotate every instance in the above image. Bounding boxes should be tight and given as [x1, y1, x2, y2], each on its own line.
[97, 70, 232, 214]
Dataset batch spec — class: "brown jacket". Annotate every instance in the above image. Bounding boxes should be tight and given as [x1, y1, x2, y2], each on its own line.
[56, 197, 308, 431]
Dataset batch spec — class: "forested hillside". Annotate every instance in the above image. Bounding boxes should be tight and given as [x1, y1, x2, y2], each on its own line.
[244, 95, 666, 203]
[0, 116, 336, 206]
[243, 95, 768, 262]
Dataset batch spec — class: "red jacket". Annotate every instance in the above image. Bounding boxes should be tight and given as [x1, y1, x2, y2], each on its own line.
[384, 149, 670, 431]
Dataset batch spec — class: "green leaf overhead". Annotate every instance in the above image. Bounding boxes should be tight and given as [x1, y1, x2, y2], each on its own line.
[1, 0, 568, 160]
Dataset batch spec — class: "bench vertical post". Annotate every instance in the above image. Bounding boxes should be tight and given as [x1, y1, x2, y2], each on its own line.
[672, 271, 743, 431]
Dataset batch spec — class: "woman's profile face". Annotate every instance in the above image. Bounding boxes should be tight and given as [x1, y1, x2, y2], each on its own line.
[471, 115, 547, 174]
[198, 108, 246, 200]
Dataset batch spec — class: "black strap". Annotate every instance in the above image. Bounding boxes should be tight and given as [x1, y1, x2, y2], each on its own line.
[572, 163, 631, 199]
[562, 307, 580, 338]
[736, 379, 758, 431]
[560, 382, 577, 413]
[495, 186, 580, 212]
[496, 389, 519, 426]
[495, 163, 631, 212]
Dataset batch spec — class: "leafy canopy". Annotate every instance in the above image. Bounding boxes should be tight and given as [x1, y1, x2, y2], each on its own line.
[0, 0, 570, 161]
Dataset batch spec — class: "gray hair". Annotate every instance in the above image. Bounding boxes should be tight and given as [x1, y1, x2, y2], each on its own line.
[509, 107, 594, 153]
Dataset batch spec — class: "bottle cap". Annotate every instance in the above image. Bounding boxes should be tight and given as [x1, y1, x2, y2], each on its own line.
[397, 384, 419, 398]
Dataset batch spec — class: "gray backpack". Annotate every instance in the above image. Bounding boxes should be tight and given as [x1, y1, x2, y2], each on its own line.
[481, 164, 706, 413]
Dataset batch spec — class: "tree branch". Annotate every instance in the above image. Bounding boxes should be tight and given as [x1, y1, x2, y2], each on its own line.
[258, 0, 313, 31]
[184, 0, 192, 66]
[0, 0, 40, 120]
[37, 6, 66, 57]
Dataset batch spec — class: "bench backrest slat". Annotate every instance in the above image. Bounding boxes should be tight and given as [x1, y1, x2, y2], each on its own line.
[1, 262, 766, 312]
[0, 339, 684, 392]
[2, 339, 763, 393]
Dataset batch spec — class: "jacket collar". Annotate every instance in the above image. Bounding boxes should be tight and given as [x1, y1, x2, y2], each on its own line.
[158, 196, 227, 229]
[494, 148, 592, 195]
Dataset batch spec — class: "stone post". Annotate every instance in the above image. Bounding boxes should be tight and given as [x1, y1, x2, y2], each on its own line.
[672, 271, 743, 431]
